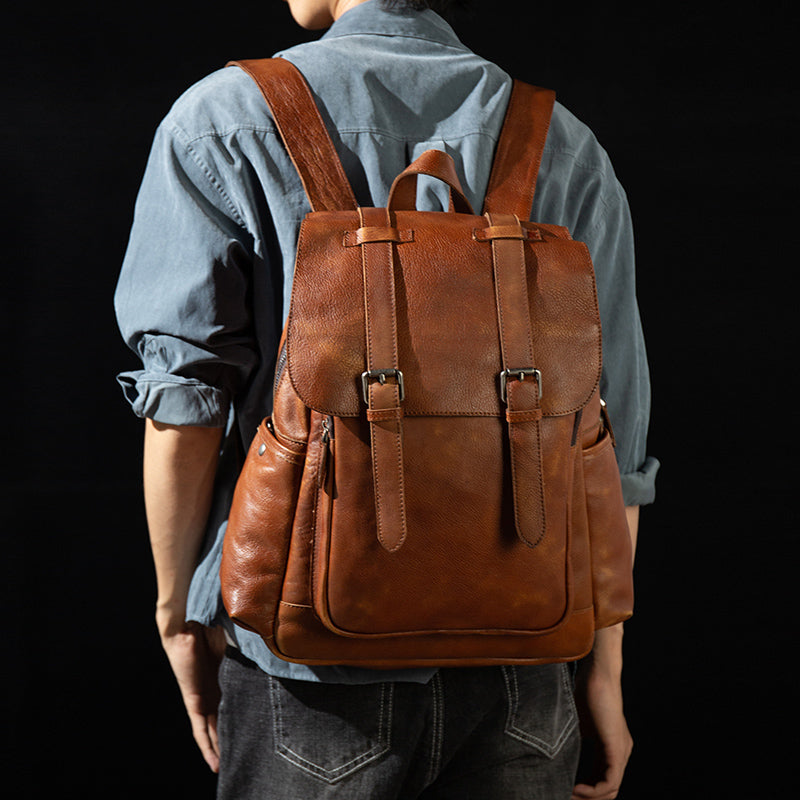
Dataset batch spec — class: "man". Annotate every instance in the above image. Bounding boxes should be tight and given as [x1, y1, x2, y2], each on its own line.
[115, 0, 658, 797]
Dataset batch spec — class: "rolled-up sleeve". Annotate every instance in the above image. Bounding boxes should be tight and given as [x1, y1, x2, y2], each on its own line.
[114, 119, 257, 427]
[577, 178, 659, 506]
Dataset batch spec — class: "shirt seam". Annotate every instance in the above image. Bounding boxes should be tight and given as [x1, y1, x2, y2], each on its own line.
[174, 131, 613, 178]
[179, 124, 500, 147]
[168, 125, 619, 236]
[319, 31, 467, 51]
[169, 122, 247, 227]
[169, 125, 619, 232]
[180, 125, 278, 145]
[335, 128, 497, 143]
[585, 187, 624, 235]
[542, 149, 623, 233]
[546, 146, 614, 178]
[125, 374, 225, 387]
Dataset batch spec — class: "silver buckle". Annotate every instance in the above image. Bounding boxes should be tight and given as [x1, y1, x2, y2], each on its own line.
[499, 368, 542, 404]
[361, 368, 405, 403]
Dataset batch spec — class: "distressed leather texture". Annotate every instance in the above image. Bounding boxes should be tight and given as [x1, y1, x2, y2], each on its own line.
[220, 58, 633, 667]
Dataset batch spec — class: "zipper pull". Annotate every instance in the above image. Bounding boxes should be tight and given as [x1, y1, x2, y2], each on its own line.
[318, 416, 334, 488]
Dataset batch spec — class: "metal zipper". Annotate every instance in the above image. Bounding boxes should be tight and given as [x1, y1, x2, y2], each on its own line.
[272, 341, 288, 399]
[318, 415, 334, 488]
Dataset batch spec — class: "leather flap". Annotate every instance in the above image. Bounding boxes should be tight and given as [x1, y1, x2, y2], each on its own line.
[286, 210, 601, 418]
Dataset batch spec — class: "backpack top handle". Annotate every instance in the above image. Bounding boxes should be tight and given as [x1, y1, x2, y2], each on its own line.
[387, 149, 474, 214]
[231, 58, 555, 220]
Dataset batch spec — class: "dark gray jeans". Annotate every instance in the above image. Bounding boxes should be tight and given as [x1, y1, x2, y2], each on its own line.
[217, 648, 579, 799]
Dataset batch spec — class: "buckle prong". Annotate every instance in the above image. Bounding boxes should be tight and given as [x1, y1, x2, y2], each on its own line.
[500, 368, 542, 404]
[361, 368, 405, 403]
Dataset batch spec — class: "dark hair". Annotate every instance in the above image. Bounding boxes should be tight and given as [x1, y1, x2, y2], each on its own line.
[380, 0, 475, 18]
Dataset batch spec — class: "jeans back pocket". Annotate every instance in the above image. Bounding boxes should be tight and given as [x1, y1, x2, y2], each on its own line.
[501, 664, 578, 758]
[269, 677, 393, 784]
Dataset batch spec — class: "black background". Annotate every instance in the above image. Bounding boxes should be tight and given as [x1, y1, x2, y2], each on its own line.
[4, 1, 796, 796]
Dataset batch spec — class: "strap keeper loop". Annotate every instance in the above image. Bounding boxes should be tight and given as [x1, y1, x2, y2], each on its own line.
[344, 227, 414, 247]
[505, 408, 543, 424]
[366, 407, 404, 422]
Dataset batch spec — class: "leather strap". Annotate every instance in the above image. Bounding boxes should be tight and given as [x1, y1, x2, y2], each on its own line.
[483, 81, 556, 220]
[343, 227, 414, 247]
[486, 212, 546, 548]
[359, 207, 408, 552]
[228, 58, 357, 212]
[387, 149, 473, 214]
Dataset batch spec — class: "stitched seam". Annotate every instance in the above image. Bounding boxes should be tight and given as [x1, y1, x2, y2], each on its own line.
[518, 241, 534, 369]
[336, 127, 498, 142]
[509, 419, 546, 548]
[542, 147, 615, 175]
[269, 676, 283, 768]
[261, 444, 304, 466]
[500, 665, 516, 733]
[426, 672, 444, 784]
[392, 415, 407, 550]
[359, 209, 384, 549]
[383, 684, 394, 755]
[309, 416, 324, 616]
[360, 211, 407, 553]
[180, 124, 279, 144]
[321, 31, 469, 50]
[585, 191, 621, 235]
[385, 234, 408, 551]
[177, 127, 595, 160]
[183, 125, 497, 146]
[492, 233, 546, 549]
[170, 124, 246, 227]
[433, 673, 444, 779]
[560, 663, 579, 721]
[491, 237, 508, 371]
[370, 417, 385, 548]
[123, 374, 224, 388]
[502, 666, 577, 757]
[271, 680, 392, 782]
[271, 413, 308, 447]
[528, 420, 546, 547]
[278, 740, 387, 782]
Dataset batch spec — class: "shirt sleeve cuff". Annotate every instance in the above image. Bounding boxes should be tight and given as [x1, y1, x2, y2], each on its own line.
[620, 456, 660, 506]
[116, 370, 230, 427]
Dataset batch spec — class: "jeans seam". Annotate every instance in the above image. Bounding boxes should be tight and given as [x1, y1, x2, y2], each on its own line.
[425, 671, 444, 785]
[559, 662, 579, 721]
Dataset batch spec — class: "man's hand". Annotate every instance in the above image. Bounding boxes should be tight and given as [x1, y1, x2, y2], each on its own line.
[572, 505, 638, 798]
[572, 626, 633, 800]
[159, 617, 227, 773]
[143, 420, 226, 772]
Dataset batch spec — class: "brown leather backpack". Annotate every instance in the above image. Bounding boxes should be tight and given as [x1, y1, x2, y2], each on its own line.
[220, 58, 633, 667]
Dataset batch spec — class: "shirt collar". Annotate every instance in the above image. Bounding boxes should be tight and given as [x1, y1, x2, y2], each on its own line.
[321, 0, 464, 48]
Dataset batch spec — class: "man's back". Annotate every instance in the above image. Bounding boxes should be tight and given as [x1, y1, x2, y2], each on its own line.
[115, 1, 655, 794]
[116, 0, 654, 683]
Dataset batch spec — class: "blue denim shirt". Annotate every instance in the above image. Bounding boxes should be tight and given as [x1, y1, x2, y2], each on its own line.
[115, 1, 658, 684]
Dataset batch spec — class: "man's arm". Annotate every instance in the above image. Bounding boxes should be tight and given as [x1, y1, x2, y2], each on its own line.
[572, 505, 639, 800]
[143, 418, 226, 773]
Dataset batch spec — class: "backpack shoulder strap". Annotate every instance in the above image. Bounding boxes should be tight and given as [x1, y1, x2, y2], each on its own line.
[482, 80, 556, 220]
[228, 58, 358, 212]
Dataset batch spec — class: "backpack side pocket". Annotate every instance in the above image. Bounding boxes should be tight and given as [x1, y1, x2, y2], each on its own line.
[581, 428, 634, 629]
[221, 417, 307, 640]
